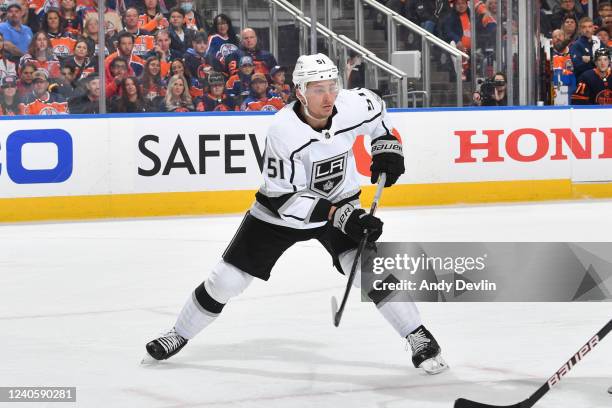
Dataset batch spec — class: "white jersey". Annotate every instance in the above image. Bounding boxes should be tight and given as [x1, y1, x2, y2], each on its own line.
[250, 88, 398, 229]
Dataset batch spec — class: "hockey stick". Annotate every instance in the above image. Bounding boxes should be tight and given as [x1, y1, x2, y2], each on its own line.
[454, 318, 612, 408]
[331, 173, 387, 327]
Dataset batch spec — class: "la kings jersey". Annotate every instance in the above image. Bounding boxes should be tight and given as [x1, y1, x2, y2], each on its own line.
[250, 88, 399, 229]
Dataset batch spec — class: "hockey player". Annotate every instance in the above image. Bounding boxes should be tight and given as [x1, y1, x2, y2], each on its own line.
[144, 53, 448, 375]
[571, 48, 612, 105]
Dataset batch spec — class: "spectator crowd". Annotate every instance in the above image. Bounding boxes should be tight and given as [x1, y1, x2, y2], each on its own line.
[382, 0, 611, 105]
[542, 0, 612, 104]
[0, 0, 609, 114]
[0, 0, 289, 115]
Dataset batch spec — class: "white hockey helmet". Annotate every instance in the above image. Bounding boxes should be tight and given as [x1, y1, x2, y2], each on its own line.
[292, 53, 340, 94]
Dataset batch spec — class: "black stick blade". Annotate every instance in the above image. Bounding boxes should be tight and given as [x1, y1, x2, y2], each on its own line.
[454, 398, 524, 408]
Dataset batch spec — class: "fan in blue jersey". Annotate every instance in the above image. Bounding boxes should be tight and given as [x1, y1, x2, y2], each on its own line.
[572, 48, 612, 105]
[205, 13, 239, 70]
[195, 71, 238, 111]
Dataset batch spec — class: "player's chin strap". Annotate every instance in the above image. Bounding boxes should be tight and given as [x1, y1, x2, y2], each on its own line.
[298, 96, 335, 142]
[297, 85, 332, 122]
[297, 91, 318, 121]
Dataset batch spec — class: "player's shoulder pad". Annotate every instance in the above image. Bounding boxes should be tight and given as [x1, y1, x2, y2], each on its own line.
[266, 102, 313, 151]
[338, 87, 385, 113]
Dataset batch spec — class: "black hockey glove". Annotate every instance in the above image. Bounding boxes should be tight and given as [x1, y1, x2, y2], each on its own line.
[370, 138, 405, 187]
[332, 202, 383, 243]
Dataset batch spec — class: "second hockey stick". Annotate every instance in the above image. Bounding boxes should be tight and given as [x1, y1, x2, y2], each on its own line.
[331, 173, 386, 327]
[454, 317, 612, 408]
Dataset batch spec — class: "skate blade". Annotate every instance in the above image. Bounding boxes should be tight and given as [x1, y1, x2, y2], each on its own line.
[140, 353, 160, 365]
[419, 355, 449, 375]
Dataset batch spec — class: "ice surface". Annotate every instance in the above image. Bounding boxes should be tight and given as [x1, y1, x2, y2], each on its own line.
[1, 200, 611, 407]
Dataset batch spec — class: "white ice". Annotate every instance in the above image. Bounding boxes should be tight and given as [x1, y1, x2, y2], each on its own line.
[1, 200, 611, 408]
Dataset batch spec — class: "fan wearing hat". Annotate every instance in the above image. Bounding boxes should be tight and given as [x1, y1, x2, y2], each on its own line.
[240, 72, 284, 112]
[226, 55, 255, 102]
[195, 71, 237, 111]
[0, 3, 34, 57]
[0, 75, 21, 115]
[269, 65, 291, 103]
[19, 69, 68, 114]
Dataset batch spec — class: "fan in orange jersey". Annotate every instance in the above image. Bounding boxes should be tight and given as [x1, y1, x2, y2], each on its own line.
[19, 70, 68, 114]
[138, 0, 169, 33]
[104, 32, 144, 77]
[112, 7, 155, 58]
[18, 32, 61, 79]
[240, 73, 284, 112]
[43, 9, 77, 60]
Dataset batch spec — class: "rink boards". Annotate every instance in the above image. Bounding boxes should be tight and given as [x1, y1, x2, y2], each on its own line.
[0, 106, 611, 222]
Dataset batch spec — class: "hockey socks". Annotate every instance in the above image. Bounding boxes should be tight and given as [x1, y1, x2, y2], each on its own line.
[377, 301, 423, 338]
[174, 289, 219, 339]
[338, 249, 423, 337]
[175, 261, 253, 339]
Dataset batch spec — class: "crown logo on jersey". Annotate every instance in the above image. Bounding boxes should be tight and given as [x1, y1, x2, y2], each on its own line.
[323, 180, 334, 191]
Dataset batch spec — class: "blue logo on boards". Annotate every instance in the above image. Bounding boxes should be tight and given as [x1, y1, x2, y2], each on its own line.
[1, 129, 73, 184]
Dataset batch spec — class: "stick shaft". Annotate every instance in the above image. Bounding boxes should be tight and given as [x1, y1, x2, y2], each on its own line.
[333, 173, 387, 327]
[455, 318, 612, 408]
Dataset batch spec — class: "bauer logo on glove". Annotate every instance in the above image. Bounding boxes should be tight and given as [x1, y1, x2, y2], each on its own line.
[370, 138, 405, 187]
[372, 141, 403, 153]
[332, 202, 383, 243]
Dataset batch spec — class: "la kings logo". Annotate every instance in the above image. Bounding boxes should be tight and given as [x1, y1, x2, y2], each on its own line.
[310, 152, 347, 197]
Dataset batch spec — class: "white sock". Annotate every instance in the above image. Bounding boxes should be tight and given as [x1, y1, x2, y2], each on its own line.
[174, 292, 218, 339]
[376, 301, 422, 338]
[174, 261, 253, 339]
[339, 249, 422, 338]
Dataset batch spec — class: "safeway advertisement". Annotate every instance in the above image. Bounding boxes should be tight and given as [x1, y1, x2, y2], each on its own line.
[0, 107, 610, 199]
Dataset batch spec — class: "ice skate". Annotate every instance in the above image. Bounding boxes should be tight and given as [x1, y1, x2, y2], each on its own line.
[407, 325, 448, 375]
[142, 328, 188, 364]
